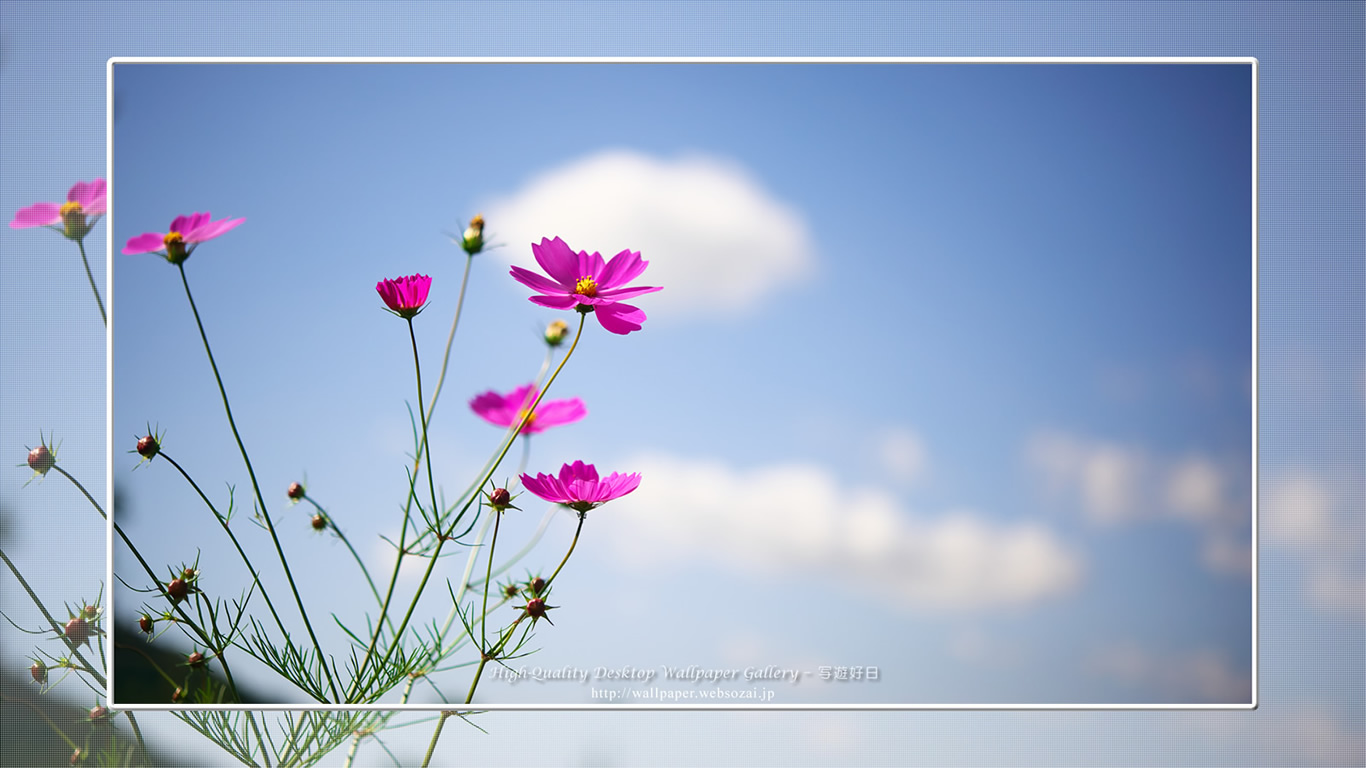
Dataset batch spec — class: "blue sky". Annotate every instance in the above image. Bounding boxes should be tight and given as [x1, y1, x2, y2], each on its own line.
[107, 61, 1253, 707]
[0, 2, 1361, 766]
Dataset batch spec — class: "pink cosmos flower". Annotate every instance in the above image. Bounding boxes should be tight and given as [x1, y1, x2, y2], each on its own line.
[10, 179, 107, 240]
[509, 237, 662, 335]
[520, 460, 641, 515]
[376, 273, 432, 318]
[469, 383, 586, 435]
[122, 212, 245, 264]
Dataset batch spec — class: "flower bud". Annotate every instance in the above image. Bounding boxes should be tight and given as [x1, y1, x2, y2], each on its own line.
[287, 481, 305, 500]
[88, 705, 109, 723]
[310, 513, 327, 530]
[70, 748, 81, 765]
[503, 583, 519, 599]
[187, 651, 205, 668]
[136, 434, 159, 459]
[522, 597, 557, 626]
[530, 576, 546, 596]
[81, 604, 100, 620]
[183, 567, 197, 580]
[138, 614, 154, 634]
[27, 445, 54, 475]
[166, 578, 189, 604]
[485, 486, 518, 514]
[544, 319, 570, 347]
[64, 616, 90, 647]
[461, 214, 485, 255]
[30, 661, 47, 684]
[171, 686, 184, 703]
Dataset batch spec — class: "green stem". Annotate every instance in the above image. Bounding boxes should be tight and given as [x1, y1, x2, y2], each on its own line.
[419, 711, 454, 768]
[423, 253, 475, 435]
[75, 237, 106, 326]
[542, 512, 588, 591]
[158, 452, 293, 656]
[347, 315, 441, 701]
[0, 546, 105, 688]
[303, 496, 387, 618]
[177, 263, 338, 702]
[360, 314, 587, 702]
[51, 464, 104, 520]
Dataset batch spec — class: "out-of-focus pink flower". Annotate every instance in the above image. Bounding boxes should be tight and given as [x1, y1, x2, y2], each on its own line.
[469, 383, 586, 435]
[10, 179, 107, 240]
[520, 460, 641, 515]
[509, 237, 661, 335]
[122, 212, 245, 264]
[376, 274, 432, 318]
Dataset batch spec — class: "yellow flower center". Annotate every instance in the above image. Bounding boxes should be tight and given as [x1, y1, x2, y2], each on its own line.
[574, 276, 598, 297]
[59, 201, 89, 239]
[516, 408, 537, 432]
[163, 231, 189, 264]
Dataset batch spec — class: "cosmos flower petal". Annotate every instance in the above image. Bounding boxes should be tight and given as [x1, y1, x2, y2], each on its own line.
[595, 284, 663, 302]
[593, 301, 647, 335]
[520, 462, 640, 509]
[531, 237, 580, 287]
[69, 179, 107, 215]
[510, 265, 569, 295]
[122, 232, 169, 254]
[10, 202, 61, 228]
[532, 398, 587, 429]
[186, 216, 245, 242]
[528, 294, 582, 310]
[597, 248, 648, 289]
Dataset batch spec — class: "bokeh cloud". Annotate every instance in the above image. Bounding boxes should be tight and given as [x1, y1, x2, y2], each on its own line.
[1025, 429, 1252, 578]
[608, 452, 1084, 611]
[481, 149, 816, 318]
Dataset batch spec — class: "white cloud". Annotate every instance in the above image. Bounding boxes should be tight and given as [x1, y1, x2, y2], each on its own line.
[1025, 430, 1251, 578]
[877, 427, 929, 486]
[481, 149, 816, 317]
[1085, 643, 1252, 703]
[1262, 471, 1365, 619]
[606, 453, 1083, 611]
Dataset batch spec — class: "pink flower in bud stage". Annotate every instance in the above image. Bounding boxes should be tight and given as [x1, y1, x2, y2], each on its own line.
[122, 212, 245, 264]
[520, 460, 641, 515]
[510, 237, 661, 335]
[10, 179, 106, 240]
[376, 274, 432, 318]
[469, 383, 586, 435]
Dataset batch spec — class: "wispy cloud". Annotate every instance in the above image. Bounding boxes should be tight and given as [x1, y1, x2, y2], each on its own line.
[1262, 470, 1365, 619]
[1024, 430, 1251, 577]
[606, 453, 1083, 611]
[1085, 643, 1252, 703]
[481, 149, 816, 317]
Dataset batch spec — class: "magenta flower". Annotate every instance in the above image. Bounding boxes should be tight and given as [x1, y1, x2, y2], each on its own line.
[521, 460, 641, 515]
[11, 179, 107, 240]
[376, 273, 432, 318]
[122, 212, 245, 264]
[469, 383, 586, 435]
[509, 237, 662, 335]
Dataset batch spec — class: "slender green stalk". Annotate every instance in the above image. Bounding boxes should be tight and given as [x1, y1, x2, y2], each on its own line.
[478, 510, 504, 650]
[158, 452, 293, 653]
[50, 464, 104, 520]
[419, 711, 454, 768]
[0, 547, 105, 688]
[542, 512, 588, 591]
[423, 253, 475, 435]
[177, 263, 338, 702]
[348, 315, 442, 700]
[357, 314, 587, 703]
[302, 496, 387, 616]
[0, 693, 80, 753]
[75, 238, 106, 325]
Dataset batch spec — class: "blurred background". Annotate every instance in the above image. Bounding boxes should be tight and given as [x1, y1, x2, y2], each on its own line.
[1, 2, 1360, 766]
